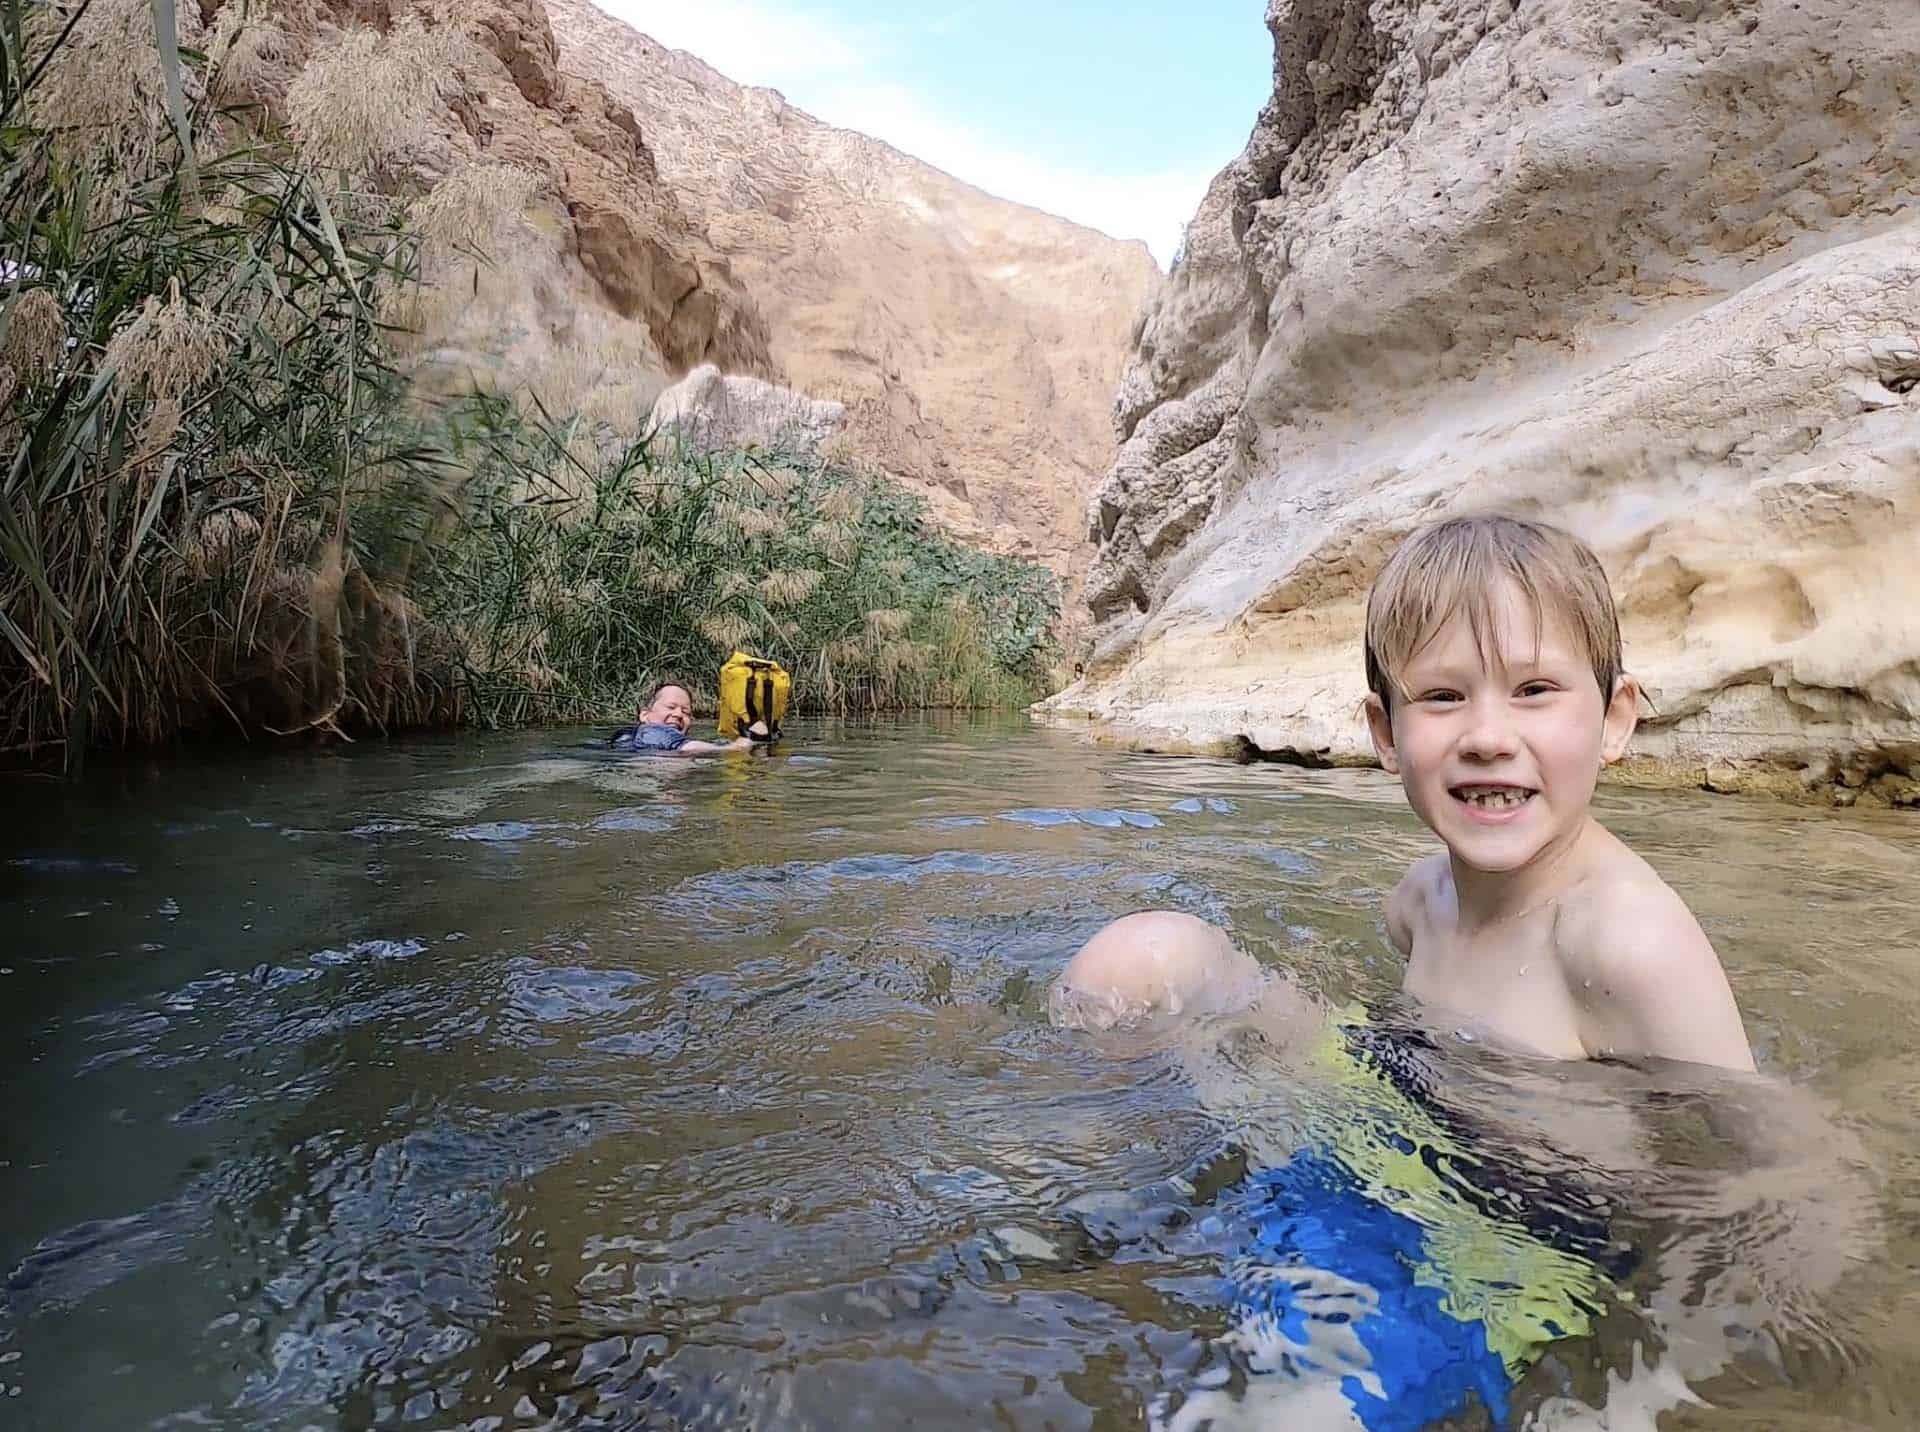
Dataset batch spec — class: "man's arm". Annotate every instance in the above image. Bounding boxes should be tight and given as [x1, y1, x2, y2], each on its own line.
[669, 721, 771, 755]
[674, 736, 752, 754]
[1563, 883, 1756, 1072]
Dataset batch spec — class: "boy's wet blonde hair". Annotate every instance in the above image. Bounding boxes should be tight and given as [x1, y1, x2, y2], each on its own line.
[1364, 515, 1621, 709]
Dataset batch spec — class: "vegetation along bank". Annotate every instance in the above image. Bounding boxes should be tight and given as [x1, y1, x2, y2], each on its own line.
[0, 0, 1060, 774]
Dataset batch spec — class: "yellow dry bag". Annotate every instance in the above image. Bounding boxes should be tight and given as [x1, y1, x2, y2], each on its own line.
[716, 651, 791, 738]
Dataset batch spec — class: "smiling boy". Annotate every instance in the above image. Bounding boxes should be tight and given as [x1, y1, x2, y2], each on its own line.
[1058, 516, 1753, 1073]
[1362, 515, 1752, 1070]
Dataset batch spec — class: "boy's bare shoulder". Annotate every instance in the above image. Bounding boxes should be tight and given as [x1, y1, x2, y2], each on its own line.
[1554, 840, 1706, 974]
[1384, 851, 1449, 954]
[1554, 839, 1699, 960]
[1551, 843, 1754, 1070]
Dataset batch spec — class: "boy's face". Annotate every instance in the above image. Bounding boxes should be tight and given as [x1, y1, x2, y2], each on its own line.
[1365, 581, 1637, 875]
[641, 685, 693, 732]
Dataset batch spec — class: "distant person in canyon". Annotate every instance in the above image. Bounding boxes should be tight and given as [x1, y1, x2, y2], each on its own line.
[607, 682, 768, 754]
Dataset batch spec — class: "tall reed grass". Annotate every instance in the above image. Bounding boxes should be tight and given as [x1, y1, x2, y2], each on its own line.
[410, 395, 1061, 726]
[0, 0, 469, 771]
[0, 0, 1059, 770]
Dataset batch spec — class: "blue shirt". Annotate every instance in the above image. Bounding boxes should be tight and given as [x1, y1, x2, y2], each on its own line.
[609, 721, 688, 752]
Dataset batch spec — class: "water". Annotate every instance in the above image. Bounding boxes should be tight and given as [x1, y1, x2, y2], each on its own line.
[1, 716, 1916, 1429]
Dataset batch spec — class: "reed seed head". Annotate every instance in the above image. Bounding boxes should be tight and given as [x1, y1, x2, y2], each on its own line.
[411, 163, 540, 259]
[697, 612, 754, 651]
[29, 0, 192, 169]
[817, 485, 863, 523]
[103, 289, 230, 400]
[4, 290, 67, 377]
[285, 17, 468, 174]
[207, 6, 297, 107]
[758, 569, 823, 608]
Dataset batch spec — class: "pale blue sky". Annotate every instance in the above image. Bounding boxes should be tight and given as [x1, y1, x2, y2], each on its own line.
[589, 1, 1275, 266]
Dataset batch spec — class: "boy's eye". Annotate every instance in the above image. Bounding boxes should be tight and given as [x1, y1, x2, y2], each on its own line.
[1515, 681, 1558, 698]
[1415, 689, 1463, 704]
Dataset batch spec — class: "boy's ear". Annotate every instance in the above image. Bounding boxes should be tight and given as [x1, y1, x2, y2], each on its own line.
[1601, 674, 1640, 764]
[1364, 693, 1401, 775]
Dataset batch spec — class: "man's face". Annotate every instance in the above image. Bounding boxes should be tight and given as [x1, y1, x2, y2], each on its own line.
[1365, 580, 1636, 875]
[641, 685, 693, 732]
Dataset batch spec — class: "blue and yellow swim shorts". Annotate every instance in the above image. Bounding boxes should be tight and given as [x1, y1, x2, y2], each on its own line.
[1200, 1013, 1628, 1431]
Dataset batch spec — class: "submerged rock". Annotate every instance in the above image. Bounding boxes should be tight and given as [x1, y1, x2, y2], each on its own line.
[1045, 0, 1920, 804]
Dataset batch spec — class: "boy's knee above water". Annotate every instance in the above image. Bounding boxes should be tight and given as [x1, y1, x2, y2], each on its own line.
[1051, 911, 1264, 1029]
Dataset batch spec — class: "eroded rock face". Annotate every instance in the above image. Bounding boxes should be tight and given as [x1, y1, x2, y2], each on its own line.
[544, 0, 1161, 611]
[649, 365, 847, 460]
[1050, 0, 1920, 804]
[271, 0, 772, 402]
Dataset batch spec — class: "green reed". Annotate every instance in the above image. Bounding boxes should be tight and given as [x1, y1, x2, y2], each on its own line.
[0, 0, 470, 771]
[408, 393, 1060, 726]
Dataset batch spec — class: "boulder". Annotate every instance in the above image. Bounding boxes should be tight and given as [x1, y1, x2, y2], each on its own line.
[648, 364, 846, 458]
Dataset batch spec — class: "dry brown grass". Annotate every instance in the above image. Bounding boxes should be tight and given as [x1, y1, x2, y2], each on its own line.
[102, 286, 232, 400]
[284, 16, 468, 175]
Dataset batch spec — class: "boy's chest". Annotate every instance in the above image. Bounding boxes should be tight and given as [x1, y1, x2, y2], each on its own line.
[1402, 921, 1590, 1059]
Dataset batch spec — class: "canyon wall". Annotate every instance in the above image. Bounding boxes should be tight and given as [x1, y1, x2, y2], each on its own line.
[285, 0, 774, 403]
[1047, 0, 1920, 804]
[545, 0, 1161, 605]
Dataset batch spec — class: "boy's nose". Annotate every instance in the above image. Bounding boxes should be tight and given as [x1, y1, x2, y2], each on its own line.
[1456, 700, 1521, 761]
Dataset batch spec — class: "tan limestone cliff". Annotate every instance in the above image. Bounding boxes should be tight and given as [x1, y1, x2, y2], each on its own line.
[544, 0, 1161, 609]
[251, 0, 772, 405]
[1046, 0, 1920, 805]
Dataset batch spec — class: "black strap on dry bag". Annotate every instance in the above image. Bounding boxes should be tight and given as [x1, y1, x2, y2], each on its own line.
[744, 668, 777, 740]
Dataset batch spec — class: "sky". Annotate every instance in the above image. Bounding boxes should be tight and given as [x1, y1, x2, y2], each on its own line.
[588, 1, 1274, 267]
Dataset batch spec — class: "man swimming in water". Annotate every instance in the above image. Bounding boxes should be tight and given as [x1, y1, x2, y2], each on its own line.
[608, 682, 768, 755]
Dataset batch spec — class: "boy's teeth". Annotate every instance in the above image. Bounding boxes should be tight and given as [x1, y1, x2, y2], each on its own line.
[1460, 787, 1529, 809]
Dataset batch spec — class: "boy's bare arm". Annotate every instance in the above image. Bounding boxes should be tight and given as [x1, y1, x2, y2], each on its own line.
[1560, 883, 1756, 1072]
[1383, 857, 1435, 957]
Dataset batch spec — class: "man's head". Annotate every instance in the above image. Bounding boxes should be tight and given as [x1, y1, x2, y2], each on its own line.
[1362, 515, 1639, 874]
[638, 682, 693, 733]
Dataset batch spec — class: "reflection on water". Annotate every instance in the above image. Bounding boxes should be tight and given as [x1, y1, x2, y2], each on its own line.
[0, 717, 1915, 1428]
